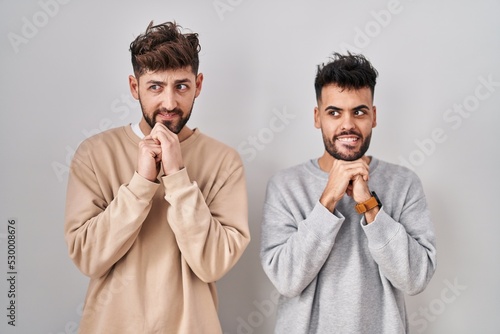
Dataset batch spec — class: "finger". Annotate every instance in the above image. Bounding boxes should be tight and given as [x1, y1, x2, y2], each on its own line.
[152, 131, 172, 148]
[346, 167, 369, 181]
[152, 122, 168, 131]
[140, 139, 162, 158]
[344, 167, 369, 181]
[143, 134, 161, 145]
[152, 122, 176, 139]
[150, 147, 162, 161]
[346, 183, 353, 196]
[152, 129, 173, 146]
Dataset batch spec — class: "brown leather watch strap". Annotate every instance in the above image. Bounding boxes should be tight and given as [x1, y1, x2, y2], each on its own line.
[354, 192, 382, 214]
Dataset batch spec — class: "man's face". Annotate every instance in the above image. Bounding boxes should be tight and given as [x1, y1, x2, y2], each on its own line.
[129, 66, 203, 134]
[314, 84, 377, 161]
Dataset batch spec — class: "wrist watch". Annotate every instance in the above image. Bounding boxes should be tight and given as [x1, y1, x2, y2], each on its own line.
[355, 191, 382, 214]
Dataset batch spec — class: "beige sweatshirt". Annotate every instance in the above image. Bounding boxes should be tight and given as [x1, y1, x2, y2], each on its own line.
[64, 125, 250, 333]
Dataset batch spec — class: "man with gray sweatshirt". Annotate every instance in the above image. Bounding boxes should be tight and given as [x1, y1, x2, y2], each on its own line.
[260, 52, 437, 333]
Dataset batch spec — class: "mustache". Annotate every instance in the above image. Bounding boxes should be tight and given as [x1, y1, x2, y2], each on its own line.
[154, 107, 183, 117]
[334, 130, 363, 139]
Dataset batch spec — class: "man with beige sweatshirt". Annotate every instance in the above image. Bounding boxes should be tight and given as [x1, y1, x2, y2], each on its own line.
[64, 21, 250, 333]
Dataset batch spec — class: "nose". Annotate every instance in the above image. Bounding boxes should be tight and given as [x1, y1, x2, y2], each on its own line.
[340, 113, 355, 131]
[161, 89, 178, 111]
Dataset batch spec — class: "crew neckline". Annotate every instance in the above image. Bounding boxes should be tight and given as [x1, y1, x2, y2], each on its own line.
[307, 156, 379, 179]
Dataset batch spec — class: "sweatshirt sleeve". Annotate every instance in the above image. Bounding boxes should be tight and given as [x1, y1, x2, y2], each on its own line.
[64, 146, 159, 279]
[260, 179, 344, 298]
[162, 164, 250, 283]
[361, 176, 437, 295]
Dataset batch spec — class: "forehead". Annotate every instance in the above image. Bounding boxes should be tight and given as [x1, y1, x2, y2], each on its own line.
[138, 66, 195, 83]
[319, 85, 373, 107]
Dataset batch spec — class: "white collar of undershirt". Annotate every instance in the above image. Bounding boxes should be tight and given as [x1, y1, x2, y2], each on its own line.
[131, 123, 145, 139]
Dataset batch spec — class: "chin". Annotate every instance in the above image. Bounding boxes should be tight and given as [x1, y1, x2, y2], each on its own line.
[156, 120, 177, 133]
[329, 148, 363, 161]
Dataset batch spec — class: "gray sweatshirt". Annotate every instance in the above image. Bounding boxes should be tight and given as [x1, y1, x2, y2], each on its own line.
[260, 157, 437, 333]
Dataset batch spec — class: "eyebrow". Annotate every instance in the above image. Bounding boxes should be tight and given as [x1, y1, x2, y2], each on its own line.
[324, 104, 370, 112]
[146, 78, 192, 86]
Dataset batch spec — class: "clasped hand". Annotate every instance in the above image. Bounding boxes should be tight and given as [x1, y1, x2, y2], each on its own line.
[320, 158, 372, 212]
[137, 123, 184, 182]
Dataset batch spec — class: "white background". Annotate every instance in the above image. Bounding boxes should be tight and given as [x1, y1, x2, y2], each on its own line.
[1, 0, 499, 333]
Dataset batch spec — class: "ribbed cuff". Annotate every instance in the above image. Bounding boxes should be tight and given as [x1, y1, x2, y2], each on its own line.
[160, 168, 191, 191]
[127, 172, 160, 201]
[361, 208, 402, 250]
[304, 201, 345, 239]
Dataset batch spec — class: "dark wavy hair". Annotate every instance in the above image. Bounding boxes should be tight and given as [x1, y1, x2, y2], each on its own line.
[314, 52, 378, 101]
[129, 21, 201, 78]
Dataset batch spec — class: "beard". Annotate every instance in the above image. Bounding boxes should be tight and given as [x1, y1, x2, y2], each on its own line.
[140, 101, 194, 135]
[322, 130, 372, 161]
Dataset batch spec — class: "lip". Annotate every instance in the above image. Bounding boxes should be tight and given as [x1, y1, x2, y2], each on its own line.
[157, 113, 180, 121]
[336, 135, 360, 143]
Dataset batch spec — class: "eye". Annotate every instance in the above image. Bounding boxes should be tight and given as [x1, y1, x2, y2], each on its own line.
[328, 110, 340, 116]
[149, 84, 161, 91]
[354, 109, 366, 116]
[176, 83, 188, 90]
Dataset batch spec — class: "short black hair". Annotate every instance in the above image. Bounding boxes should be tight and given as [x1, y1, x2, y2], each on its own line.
[129, 21, 201, 78]
[314, 52, 378, 101]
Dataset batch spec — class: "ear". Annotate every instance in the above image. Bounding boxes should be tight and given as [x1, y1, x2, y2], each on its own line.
[129, 75, 139, 100]
[314, 106, 321, 129]
[372, 105, 377, 128]
[194, 73, 204, 98]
